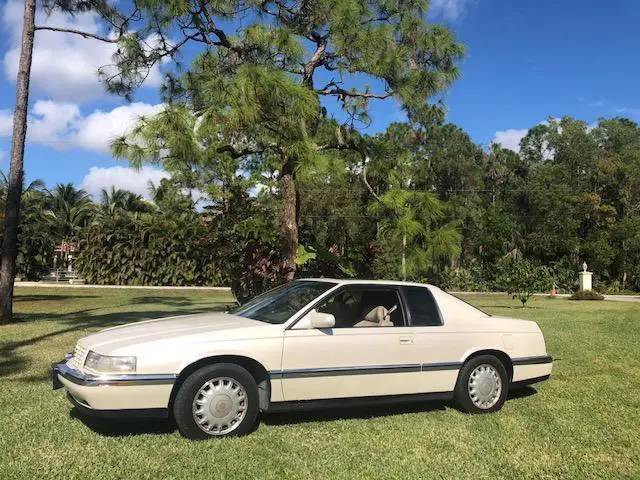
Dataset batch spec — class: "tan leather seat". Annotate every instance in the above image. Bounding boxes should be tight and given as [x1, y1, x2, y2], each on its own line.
[355, 306, 393, 327]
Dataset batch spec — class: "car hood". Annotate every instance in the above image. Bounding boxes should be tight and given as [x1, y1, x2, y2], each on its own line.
[77, 312, 274, 353]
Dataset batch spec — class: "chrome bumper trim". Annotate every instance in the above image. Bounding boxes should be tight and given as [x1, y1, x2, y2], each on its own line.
[53, 363, 177, 387]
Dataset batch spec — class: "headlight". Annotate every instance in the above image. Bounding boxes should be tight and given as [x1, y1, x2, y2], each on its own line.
[84, 351, 136, 374]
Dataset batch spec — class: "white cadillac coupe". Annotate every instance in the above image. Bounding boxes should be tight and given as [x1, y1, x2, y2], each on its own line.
[53, 279, 552, 439]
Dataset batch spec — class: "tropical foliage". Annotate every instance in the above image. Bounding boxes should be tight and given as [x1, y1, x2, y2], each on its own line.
[3, 115, 640, 295]
[100, 0, 465, 281]
[496, 257, 553, 307]
[1, 3, 640, 305]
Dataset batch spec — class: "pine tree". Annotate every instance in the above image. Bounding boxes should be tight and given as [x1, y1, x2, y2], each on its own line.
[107, 0, 464, 279]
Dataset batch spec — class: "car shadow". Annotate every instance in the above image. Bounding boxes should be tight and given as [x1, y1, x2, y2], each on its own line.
[508, 385, 538, 399]
[70, 408, 177, 437]
[70, 387, 541, 438]
[262, 400, 449, 427]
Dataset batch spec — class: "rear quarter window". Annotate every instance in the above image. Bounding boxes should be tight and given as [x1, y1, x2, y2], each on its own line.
[403, 286, 442, 326]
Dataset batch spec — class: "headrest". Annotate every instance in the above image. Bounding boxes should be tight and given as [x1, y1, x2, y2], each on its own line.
[364, 306, 388, 324]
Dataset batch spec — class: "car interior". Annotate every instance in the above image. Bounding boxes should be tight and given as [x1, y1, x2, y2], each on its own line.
[318, 289, 405, 327]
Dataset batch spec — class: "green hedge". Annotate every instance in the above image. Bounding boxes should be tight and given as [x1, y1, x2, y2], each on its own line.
[75, 215, 223, 286]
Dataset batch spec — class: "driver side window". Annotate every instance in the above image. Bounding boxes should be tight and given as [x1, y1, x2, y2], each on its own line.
[316, 288, 405, 328]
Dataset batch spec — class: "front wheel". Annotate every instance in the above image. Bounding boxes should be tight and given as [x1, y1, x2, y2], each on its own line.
[173, 363, 260, 440]
[454, 355, 509, 413]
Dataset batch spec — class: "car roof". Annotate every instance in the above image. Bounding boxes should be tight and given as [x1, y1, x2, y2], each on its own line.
[299, 278, 435, 289]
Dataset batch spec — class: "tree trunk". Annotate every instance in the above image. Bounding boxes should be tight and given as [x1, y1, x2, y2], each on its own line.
[0, 0, 36, 324]
[279, 160, 298, 281]
[401, 232, 407, 281]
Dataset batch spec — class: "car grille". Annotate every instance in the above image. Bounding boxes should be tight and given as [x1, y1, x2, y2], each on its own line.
[68, 344, 88, 370]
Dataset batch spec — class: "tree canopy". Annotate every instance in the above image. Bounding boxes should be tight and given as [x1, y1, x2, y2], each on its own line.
[95, 0, 465, 279]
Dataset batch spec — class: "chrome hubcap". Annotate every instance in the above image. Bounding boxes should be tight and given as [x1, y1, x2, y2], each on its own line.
[468, 364, 502, 409]
[192, 377, 247, 435]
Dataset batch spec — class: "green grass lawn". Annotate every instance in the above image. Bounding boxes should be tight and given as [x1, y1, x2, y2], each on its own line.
[1, 288, 639, 479]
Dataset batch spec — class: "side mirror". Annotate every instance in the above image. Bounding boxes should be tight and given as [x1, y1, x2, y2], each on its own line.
[309, 310, 335, 329]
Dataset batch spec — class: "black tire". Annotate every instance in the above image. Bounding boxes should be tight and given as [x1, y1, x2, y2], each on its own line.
[173, 363, 260, 440]
[454, 355, 509, 414]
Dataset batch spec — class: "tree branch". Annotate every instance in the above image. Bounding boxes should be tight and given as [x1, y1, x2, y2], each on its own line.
[302, 38, 327, 86]
[316, 81, 392, 100]
[361, 157, 382, 203]
[216, 145, 264, 159]
[34, 25, 118, 43]
[318, 141, 383, 203]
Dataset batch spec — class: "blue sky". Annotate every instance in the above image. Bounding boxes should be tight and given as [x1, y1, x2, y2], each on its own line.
[0, 0, 639, 197]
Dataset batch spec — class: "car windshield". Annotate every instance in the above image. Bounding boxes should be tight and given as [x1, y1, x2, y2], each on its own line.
[230, 280, 337, 324]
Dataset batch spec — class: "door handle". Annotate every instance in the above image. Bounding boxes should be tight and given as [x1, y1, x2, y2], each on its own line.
[399, 337, 413, 345]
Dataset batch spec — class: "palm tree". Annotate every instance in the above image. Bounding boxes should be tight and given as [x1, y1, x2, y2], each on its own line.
[147, 179, 194, 214]
[100, 186, 154, 217]
[43, 183, 95, 243]
[0, 174, 45, 231]
[370, 170, 461, 281]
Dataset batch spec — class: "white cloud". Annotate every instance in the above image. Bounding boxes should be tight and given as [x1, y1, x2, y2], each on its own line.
[2, 0, 162, 103]
[492, 128, 528, 153]
[615, 107, 640, 118]
[431, 0, 474, 20]
[80, 166, 169, 199]
[0, 149, 6, 165]
[0, 109, 12, 136]
[0, 100, 163, 153]
[28, 100, 81, 145]
[72, 103, 164, 153]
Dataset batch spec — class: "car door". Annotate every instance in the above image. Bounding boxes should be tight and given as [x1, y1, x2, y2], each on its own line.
[280, 285, 422, 401]
[402, 285, 462, 394]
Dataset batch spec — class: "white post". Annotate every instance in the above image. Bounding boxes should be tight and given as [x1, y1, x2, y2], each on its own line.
[579, 262, 593, 292]
[578, 272, 592, 291]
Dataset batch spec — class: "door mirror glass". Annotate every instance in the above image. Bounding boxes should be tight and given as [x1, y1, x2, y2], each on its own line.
[309, 310, 335, 329]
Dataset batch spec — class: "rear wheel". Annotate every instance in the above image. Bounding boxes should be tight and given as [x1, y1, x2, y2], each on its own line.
[454, 355, 509, 413]
[173, 363, 259, 440]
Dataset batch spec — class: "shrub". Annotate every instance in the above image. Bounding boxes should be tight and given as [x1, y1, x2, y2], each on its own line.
[76, 213, 224, 287]
[440, 266, 487, 292]
[569, 290, 605, 301]
[496, 257, 553, 307]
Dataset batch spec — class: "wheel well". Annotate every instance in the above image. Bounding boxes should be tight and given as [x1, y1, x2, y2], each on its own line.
[168, 355, 272, 413]
[464, 349, 513, 381]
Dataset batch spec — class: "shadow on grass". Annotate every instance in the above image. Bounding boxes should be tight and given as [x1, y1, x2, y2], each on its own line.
[129, 296, 200, 307]
[263, 400, 448, 427]
[71, 401, 449, 438]
[67, 387, 542, 438]
[70, 409, 177, 437]
[508, 385, 538, 400]
[478, 305, 543, 310]
[14, 294, 100, 302]
[264, 388, 539, 427]
[1, 304, 229, 380]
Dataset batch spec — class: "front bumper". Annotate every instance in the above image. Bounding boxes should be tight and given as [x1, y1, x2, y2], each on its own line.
[52, 362, 177, 387]
[52, 361, 176, 412]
